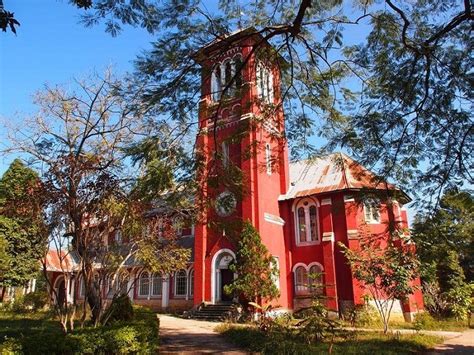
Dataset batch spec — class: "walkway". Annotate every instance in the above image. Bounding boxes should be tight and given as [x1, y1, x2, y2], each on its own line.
[158, 315, 247, 354]
[429, 328, 474, 354]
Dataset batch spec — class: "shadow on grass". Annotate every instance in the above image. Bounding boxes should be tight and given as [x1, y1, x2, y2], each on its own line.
[217, 324, 443, 355]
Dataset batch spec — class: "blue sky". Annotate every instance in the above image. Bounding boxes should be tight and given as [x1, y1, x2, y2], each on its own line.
[0, 0, 155, 174]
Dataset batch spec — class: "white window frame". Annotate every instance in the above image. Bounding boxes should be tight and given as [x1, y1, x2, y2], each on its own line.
[294, 198, 320, 246]
[364, 198, 381, 224]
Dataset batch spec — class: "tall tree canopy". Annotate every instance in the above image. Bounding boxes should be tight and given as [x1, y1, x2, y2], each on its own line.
[412, 188, 473, 283]
[0, 159, 47, 292]
[3, 1, 472, 204]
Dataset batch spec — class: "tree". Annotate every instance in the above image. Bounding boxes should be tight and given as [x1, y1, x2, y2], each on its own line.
[58, 0, 472, 205]
[0, 159, 47, 300]
[5, 71, 190, 331]
[339, 235, 420, 333]
[412, 188, 473, 282]
[224, 221, 279, 307]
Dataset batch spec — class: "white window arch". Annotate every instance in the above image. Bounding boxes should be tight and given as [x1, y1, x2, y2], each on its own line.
[211, 65, 222, 101]
[138, 271, 150, 297]
[295, 198, 320, 245]
[174, 270, 187, 297]
[364, 198, 381, 223]
[293, 263, 324, 295]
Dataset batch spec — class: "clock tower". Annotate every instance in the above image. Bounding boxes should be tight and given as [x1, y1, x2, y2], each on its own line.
[193, 28, 291, 308]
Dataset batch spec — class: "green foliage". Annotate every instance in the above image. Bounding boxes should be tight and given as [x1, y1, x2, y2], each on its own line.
[0, 159, 46, 289]
[22, 292, 49, 312]
[413, 188, 473, 283]
[102, 293, 134, 324]
[339, 238, 420, 333]
[0, 308, 158, 354]
[225, 221, 279, 305]
[217, 323, 443, 355]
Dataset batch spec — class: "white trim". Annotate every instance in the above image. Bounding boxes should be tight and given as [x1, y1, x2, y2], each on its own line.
[347, 229, 359, 240]
[307, 262, 324, 271]
[211, 248, 236, 304]
[264, 212, 285, 226]
[322, 232, 334, 242]
[174, 269, 188, 298]
[344, 194, 355, 202]
[321, 198, 332, 206]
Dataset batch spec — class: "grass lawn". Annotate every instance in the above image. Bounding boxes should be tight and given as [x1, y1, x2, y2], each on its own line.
[0, 308, 158, 354]
[216, 323, 444, 355]
[344, 313, 471, 332]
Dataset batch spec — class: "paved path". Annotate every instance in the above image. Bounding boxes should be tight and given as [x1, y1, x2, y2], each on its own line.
[158, 315, 247, 354]
[428, 329, 474, 354]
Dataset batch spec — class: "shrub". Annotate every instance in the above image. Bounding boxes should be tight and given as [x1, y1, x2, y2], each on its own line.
[23, 291, 49, 311]
[413, 312, 437, 331]
[102, 293, 134, 324]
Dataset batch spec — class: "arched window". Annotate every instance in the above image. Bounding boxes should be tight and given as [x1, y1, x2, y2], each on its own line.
[256, 62, 273, 103]
[233, 55, 243, 88]
[295, 199, 319, 244]
[79, 276, 85, 298]
[138, 272, 150, 297]
[222, 141, 230, 167]
[151, 273, 162, 297]
[265, 143, 272, 175]
[294, 266, 308, 294]
[188, 269, 194, 297]
[308, 264, 323, 294]
[174, 270, 187, 296]
[364, 198, 381, 223]
[211, 65, 222, 101]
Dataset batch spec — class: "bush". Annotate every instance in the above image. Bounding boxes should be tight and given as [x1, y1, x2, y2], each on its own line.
[102, 294, 134, 324]
[23, 292, 49, 311]
[413, 312, 437, 331]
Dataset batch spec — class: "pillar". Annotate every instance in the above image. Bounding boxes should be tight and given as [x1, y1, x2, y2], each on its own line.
[320, 197, 338, 312]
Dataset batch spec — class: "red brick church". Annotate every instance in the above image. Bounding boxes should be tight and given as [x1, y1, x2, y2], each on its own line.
[46, 29, 423, 320]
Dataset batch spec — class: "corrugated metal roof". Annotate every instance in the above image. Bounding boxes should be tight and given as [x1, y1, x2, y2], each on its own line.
[279, 153, 400, 201]
[44, 249, 80, 272]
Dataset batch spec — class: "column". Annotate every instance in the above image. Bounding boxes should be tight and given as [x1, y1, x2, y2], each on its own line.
[320, 197, 338, 312]
[161, 276, 169, 309]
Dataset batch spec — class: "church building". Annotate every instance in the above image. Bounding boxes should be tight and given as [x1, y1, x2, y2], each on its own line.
[45, 28, 423, 321]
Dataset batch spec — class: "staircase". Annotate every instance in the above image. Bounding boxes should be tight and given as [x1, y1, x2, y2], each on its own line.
[192, 303, 234, 322]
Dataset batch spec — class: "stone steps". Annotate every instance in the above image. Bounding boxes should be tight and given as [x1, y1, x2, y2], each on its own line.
[192, 303, 234, 322]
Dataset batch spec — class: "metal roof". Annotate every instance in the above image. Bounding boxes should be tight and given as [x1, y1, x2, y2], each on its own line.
[44, 249, 80, 272]
[279, 153, 406, 201]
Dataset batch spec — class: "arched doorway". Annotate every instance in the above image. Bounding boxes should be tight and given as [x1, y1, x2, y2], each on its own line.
[54, 276, 67, 307]
[211, 249, 236, 304]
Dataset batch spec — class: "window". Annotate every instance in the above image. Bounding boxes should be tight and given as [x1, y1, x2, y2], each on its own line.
[174, 270, 187, 296]
[211, 55, 243, 102]
[295, 199, 319, 244]
[256, 62, 274, 103]
[138, 272, 150, 297]
[364, 198, 381, 223]
[79, 276, 85, 298]
[294, 266, 308, 294]
[265, 143, 272, 175]
[114, 230, 122, 244]
[222, 141, 230, 167]
[271, 257, 280, 290]
[151, 274, 162, 296]
[188, 269, 194, 297]
[308, 264, 323, 294]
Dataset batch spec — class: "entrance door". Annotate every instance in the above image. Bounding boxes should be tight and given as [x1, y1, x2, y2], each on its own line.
[57, 280, 66, 308]
[220, 269, 234, 302]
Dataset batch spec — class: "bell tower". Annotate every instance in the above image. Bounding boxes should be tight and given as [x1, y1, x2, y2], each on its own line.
[193, 28, 291, 308]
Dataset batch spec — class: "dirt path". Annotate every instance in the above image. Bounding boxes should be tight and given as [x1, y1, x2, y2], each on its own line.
[158, 315, 247, 354]
[429, 329, 474, 354]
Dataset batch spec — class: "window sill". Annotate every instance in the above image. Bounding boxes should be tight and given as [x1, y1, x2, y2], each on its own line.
[296, 241, 320, 247]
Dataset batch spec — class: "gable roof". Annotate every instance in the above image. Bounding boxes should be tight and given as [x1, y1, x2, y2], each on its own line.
[279, 153, 410, 202]
[44, 249, 80, 272]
